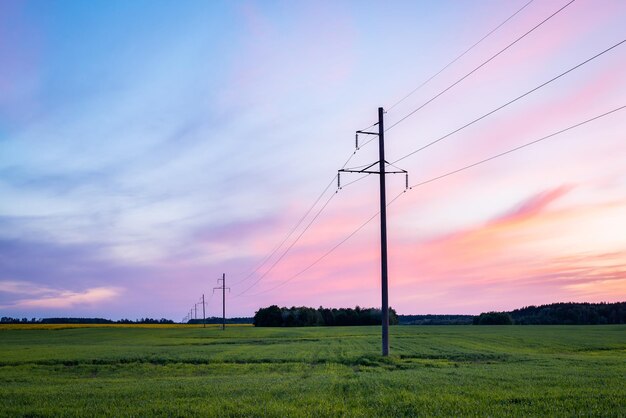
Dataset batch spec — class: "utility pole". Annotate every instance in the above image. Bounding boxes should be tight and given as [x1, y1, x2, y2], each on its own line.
[338, 107, 407, 356]
[213, 273, 230, 331]
[377, 107, 390, 357]
[194, 303, 197, 320]
[201, 294, 206, 328]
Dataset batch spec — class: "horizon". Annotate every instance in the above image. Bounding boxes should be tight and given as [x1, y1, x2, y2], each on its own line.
[1, 0, 625, 319]
[3, 299, 623, 323]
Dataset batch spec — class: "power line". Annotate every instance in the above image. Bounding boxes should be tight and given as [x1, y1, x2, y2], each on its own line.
[235, 152, 391, 299]
[385, 0, 576, 132]
[234, 190, 338, 297]
[222, 0, 601, 308]
[339, 173, 372, 189]
[230, 131, 378, 287]
[182, 284, 217, 324]
[234, 161, 377, 295]
[242, 103, 625, 297]
[244, 190, 406, 297]
[358, 120, 379, 133]
[391, 38, 626, 165]
[356, 135, 378, 150]
[344, 162, 380, 171]
[229, 175, 336, 286]
[407, 104, 626, 189]
[387, 0, 534, 112]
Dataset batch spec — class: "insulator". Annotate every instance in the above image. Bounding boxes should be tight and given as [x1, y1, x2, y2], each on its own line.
[337, 172, 341, 189]
[405, 173, 409, 190]
[355, 133, 359, 150]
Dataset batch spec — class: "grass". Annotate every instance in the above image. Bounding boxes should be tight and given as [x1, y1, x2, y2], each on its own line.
[0, 325, 624, 417]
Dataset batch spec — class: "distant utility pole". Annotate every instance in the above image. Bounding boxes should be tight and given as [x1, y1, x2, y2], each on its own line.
[213, 273, 230, 331]
[201, 294, 206, 328]
[338, 107, 407, 357]
[194, 303, 197, 320]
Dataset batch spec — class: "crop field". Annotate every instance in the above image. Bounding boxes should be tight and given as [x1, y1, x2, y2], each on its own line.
[0, 325, 624, 417]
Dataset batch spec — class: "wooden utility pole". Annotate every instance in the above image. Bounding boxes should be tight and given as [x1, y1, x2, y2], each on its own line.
[338, 107, 407, 356]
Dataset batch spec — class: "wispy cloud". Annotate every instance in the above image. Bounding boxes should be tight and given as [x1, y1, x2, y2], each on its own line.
[0, 280, 122, 309]
[0, 280, 55, 295]
[497, 185, 573, 223]
[243, 185, 626, 313]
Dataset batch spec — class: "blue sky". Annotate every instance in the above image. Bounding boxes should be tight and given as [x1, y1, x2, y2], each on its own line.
[1, 0, 625, 319]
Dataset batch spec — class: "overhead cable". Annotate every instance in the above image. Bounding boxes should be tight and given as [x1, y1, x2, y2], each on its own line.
[387, 0, 535, 112]
[386, 0, 576, 132]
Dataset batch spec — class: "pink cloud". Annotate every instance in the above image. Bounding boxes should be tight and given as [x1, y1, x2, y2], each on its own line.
[463, 57, 626, 160]
[0, 281, 123, 310]
[386, 187, 626, 311]
[241, 185, 626, 314]
[492, 184, 573, 223]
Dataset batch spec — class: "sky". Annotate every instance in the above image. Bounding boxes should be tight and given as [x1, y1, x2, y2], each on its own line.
[1, 0, 625, 320]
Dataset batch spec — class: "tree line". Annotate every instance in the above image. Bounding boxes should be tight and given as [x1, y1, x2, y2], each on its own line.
[509, 302, 625, 325]
[4, 302, 621, 326]
[473, 302, 625, 325]
[254, 305, 399, 327]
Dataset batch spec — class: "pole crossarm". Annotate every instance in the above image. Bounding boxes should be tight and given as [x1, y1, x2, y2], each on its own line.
[340, 160, 407, 174]
[338, 160, 409, 190]
[340, 168, 407, 175]
[339, 160, 379, 174]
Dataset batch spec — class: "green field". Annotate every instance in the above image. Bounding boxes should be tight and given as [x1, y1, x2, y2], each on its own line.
[0, 324, 624, 417]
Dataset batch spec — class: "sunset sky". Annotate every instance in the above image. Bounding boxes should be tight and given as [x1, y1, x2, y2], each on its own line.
[1, 0, 625, 320]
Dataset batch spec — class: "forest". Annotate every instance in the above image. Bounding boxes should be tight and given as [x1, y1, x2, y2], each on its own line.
[473, 302, 625, 325]
[508, 302, 625, 324]
[254, 305, 399, 327]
